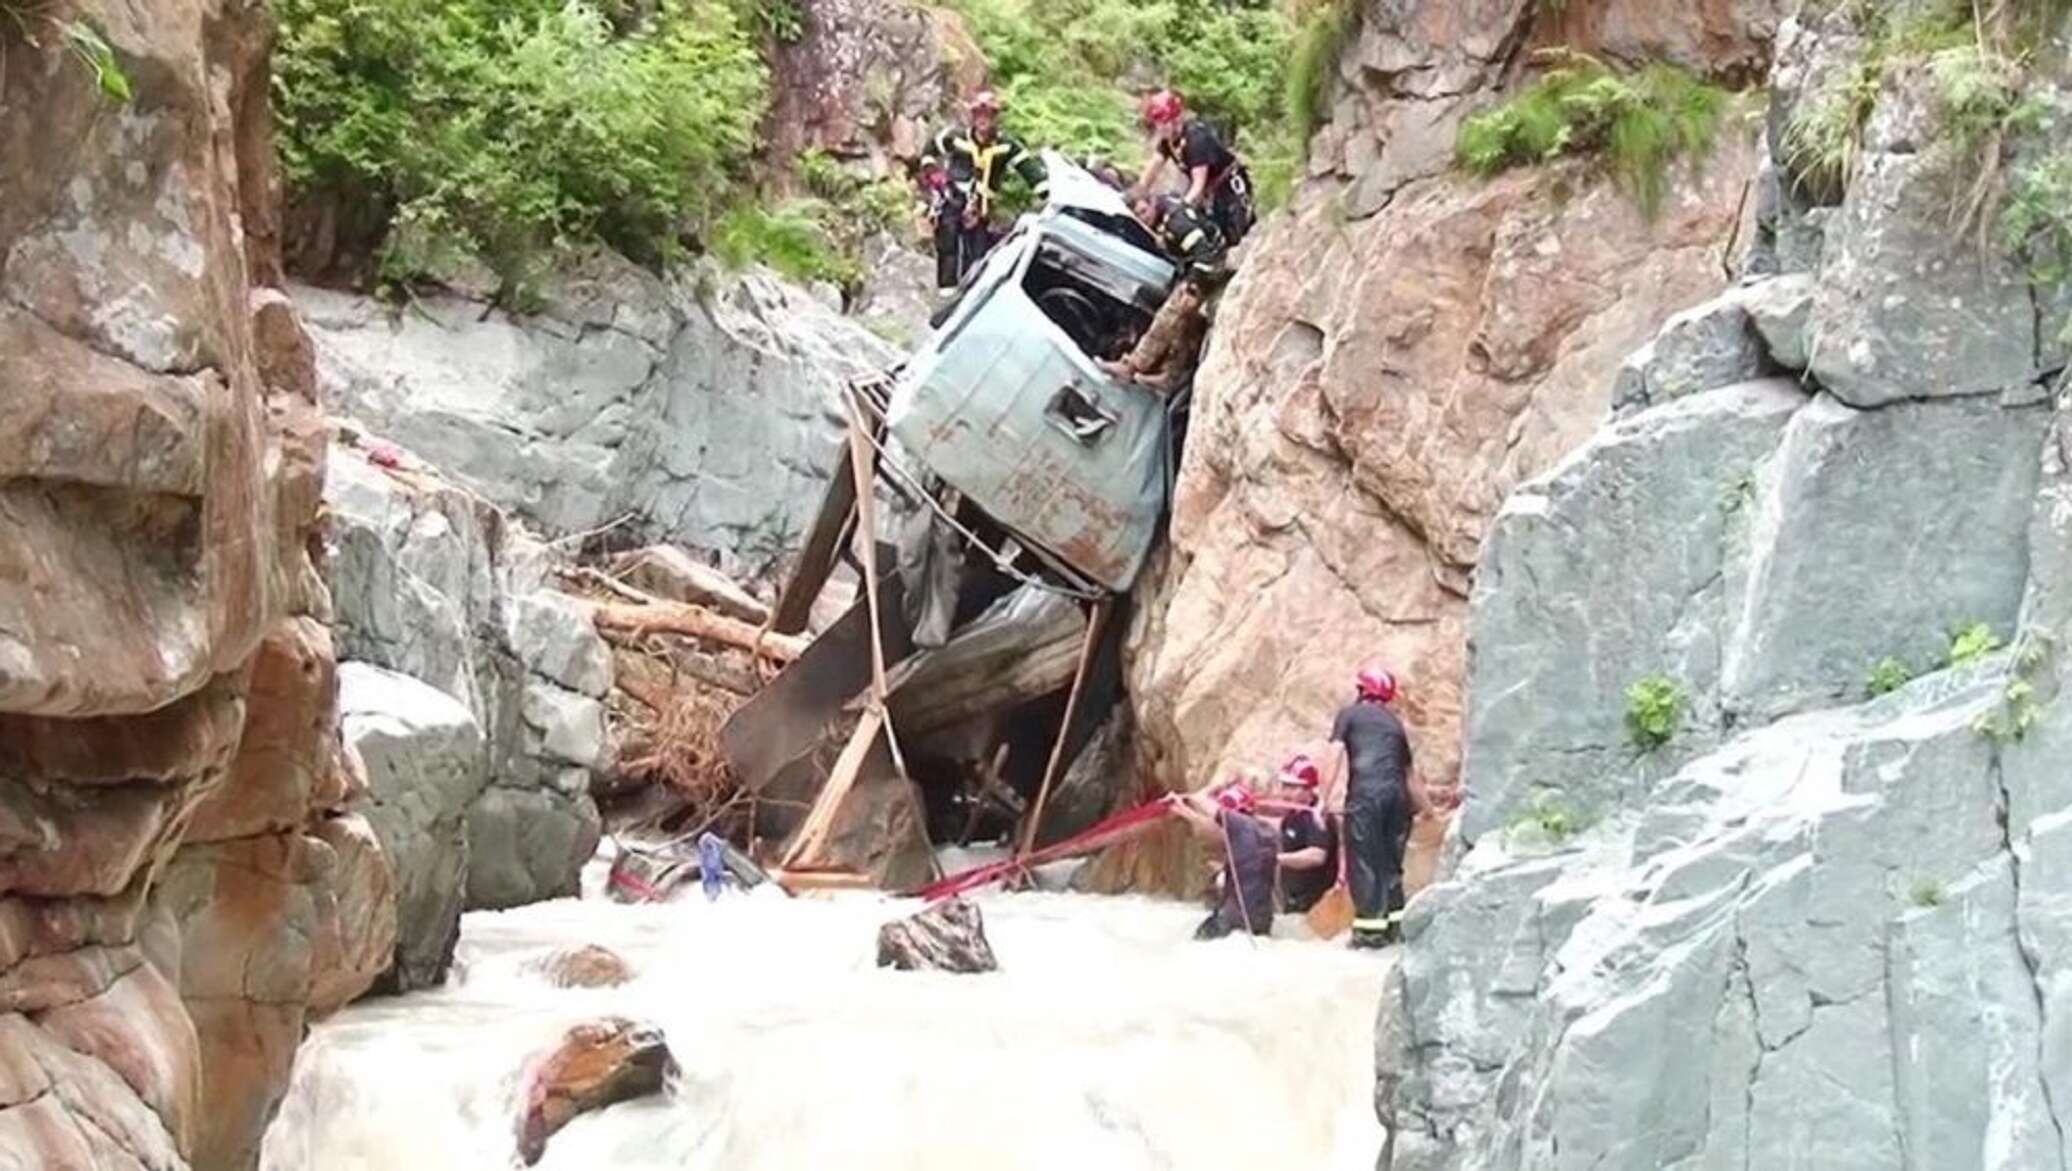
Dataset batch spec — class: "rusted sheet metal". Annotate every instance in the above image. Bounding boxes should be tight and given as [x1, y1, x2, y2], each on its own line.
[718, 565, 911, 797]
[886, 182, 1173, 592]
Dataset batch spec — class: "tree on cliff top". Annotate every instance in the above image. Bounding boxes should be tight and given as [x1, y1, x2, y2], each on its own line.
[275, 0, 767, 296]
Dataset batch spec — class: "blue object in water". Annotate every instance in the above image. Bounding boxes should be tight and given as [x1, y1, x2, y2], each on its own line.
[698, 833, 728, 901]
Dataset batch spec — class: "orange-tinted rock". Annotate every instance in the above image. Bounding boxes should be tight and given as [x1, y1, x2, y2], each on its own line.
[187, 618, 339, 844]
[525, 944, 636, 989]
[516, 1018, 676, 1165]
[307, 815, 399, 1016]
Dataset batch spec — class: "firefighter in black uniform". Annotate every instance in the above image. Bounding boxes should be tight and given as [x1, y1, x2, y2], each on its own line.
[1330, 663, 1430, 949]
[918, 90, 1050, 291]
[1136, 89, 1256, 248]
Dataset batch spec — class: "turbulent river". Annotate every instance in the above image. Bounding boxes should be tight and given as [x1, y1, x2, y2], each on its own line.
[259, 875, 1391, 1170]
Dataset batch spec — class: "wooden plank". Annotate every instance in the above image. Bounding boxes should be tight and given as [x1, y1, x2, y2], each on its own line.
[768, 441, 858, 635]
[781, 707, 886, 868]
[1016, 597, 1114, 858]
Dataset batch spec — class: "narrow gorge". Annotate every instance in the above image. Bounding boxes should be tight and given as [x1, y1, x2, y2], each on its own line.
[3, 0, 2068, 1168]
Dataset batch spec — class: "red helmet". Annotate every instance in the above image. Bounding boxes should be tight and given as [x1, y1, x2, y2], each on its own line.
[1276, 754, 1321, 789]
[1142, 89, 1184, 128]
[1213, 782, 1257, 814]
[1356, 663, 1398, 703]
[970, 90, 1002, 118]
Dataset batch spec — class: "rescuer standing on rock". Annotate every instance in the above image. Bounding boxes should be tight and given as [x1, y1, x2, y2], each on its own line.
[1134, 89, 1256, 248]
[1331, 664, 1431, 948]
[918, 90, 1049, 292]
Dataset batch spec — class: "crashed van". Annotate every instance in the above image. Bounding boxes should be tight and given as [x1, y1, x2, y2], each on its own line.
[721, 156, 1188, 887]
[892, 155, 1179, 592]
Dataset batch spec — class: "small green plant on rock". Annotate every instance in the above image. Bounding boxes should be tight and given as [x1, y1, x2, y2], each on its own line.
[1974, 635, 2049, 743]
[1624, 674, 1687, 751]
[1946, 622, 2003, 668]
[1509, 789, 1585, 846]
[1908, 877, 1947, 908]
[1, 3, 131, 102]
[1455, 51, 1731, 218]
[1865, 656, 1915, 697]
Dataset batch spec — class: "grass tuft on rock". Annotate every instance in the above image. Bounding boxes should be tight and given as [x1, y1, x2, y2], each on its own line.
[1454, 52, 1731, 218]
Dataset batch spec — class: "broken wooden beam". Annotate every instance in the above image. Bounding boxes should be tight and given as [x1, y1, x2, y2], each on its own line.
[884, 589, 1087, 737]
[590, 599, 808, 664]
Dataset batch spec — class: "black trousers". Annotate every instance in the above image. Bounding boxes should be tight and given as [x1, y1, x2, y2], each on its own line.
[933, 215, 996, 289]
[1345, 780, 1412, 943]
[1209, 167, 1256, 247]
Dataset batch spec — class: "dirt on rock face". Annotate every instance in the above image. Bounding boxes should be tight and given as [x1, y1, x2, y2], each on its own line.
[0, 2, 393, 1167]
[1119, 0, 1772, 852]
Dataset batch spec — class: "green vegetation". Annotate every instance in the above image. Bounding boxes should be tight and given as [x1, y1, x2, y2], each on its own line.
[1454, 52, 1732, 218]
[1974, 635, 2049, 743]
[936, 0, 1299, 205]
[2004, 153, 2072, 295]
[274, 0, 767, 296]
[1510, 789, 1585, 846]
[1865, 656, 1915, 698]
[1624, 674, 1687, 751]
[1286, 0, 1353, 146]
[710, 202, 856, 288]
[1946, 622, 2003, 668]
[1908, 877, 1947, 908]
[1, 3, 131, 102]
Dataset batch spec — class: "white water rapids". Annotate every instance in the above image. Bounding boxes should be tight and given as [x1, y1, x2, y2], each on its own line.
[260, 882, 1390, 1171]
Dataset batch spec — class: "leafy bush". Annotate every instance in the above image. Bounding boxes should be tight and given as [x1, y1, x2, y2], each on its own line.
[1865, 656, 1915, 697]
[1946, 622, 2003, 668]
[710, 201, 857, 288]
[1285, 0, 1353, 145]
[1624, 674, 1687, 750]
[275, 0, 767, 295]
[1455, 53, 1731, 218]
[937, 0, 1296, 204]
[1510, 789, 1585, 845]
[1, 4, 131, 101]
[2004, 153, 2072, 289]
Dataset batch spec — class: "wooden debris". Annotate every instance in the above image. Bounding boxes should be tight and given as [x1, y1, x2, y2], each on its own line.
[589, 597, 808, 664]
[609, 545, 770, 624]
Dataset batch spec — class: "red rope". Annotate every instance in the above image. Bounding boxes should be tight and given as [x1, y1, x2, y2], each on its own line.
[914, 796, 1178, 902]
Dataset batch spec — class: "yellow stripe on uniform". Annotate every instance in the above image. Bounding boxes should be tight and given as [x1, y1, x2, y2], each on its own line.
[1179, 229, 1204, 251]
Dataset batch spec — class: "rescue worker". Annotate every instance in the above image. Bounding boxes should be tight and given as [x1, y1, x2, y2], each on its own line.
[1270, 754, 1335, 913]
[1173, 781, 1276, 940]
[918, 90, 1050, 291]
[1330, 663, 1432, 949]
[1135, 89, 1256, 248]
[1096, 193, 1222, 394]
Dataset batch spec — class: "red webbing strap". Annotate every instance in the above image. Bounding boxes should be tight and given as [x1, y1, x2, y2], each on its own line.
[914, 796, 1177, 902]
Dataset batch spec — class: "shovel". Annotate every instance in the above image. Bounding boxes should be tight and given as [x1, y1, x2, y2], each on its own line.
[1306, 815, 1354, 940]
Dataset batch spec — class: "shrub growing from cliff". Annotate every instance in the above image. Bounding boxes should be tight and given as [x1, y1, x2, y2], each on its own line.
[1, 3, 131, 101]
[1455, 53, 1731, 218]
[275, 0, 767, 294]
[1623, 674, 1686, 750]
[936, 0, 1298, 205]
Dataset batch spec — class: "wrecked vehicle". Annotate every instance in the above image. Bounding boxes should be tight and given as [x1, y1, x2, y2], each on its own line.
[719, 156, 1186, 889]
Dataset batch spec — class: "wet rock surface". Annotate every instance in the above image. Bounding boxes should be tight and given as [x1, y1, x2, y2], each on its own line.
[877, 897, 1000, 973]
[515, 1017, 677, 1165]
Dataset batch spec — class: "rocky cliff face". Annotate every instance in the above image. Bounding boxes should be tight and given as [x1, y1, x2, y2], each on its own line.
[1125, 0, 1776, 800]
[299, 256, 898, 584]
[1379, 9, 2072, 1169]
[1, 2, 392, 1168]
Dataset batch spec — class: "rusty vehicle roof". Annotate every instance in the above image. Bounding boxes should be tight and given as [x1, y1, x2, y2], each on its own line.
[885, 158, 1178, 592]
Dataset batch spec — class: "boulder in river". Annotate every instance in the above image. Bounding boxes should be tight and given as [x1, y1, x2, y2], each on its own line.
[876, 897, 999, 973]
[516, 1017, 677, 1165]
[525, 944, 637, 989]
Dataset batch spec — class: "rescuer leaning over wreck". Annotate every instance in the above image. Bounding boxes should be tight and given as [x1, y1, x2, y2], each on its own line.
[1098, 192, 1225, 394]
